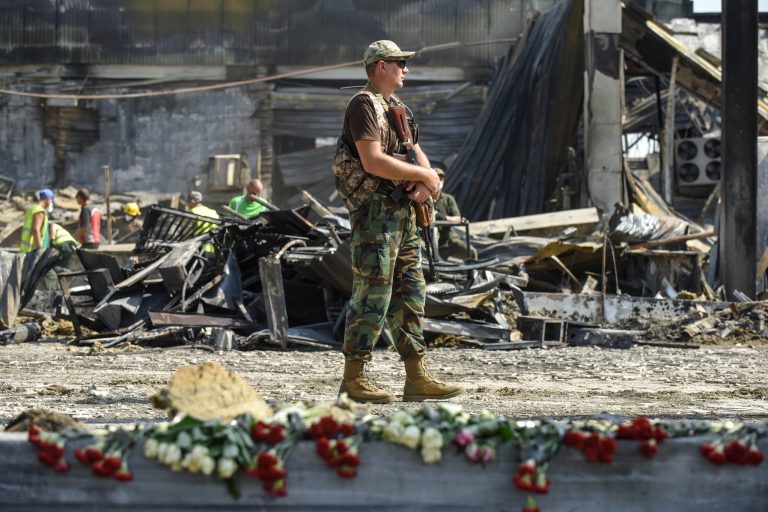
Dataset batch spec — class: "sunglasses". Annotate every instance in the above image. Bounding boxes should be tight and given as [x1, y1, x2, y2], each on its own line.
[382, 59, 408, 69]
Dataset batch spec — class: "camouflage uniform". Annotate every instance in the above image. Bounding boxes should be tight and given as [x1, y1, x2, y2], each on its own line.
[337, 85, 427, 362]
[344, 192, 426, 361]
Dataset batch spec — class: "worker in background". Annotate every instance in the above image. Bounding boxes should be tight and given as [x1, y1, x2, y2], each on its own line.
[122, 202, 142, 231]
[50, 222, 80, 270]
[19, 189, 55, 254]
[74, 188, 101, 249]
[228, 179, 267, 219]
[432, 164, 477, 260]
[186, 191, 219, 253]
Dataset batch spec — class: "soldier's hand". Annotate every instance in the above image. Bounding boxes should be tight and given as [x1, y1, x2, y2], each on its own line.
[419, 168, 441, 195]
[408, 182, 432, 203]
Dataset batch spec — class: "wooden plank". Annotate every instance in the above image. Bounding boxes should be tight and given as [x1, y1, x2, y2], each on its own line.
[469, 208, 599, 237]
[0, 434, 766, 510]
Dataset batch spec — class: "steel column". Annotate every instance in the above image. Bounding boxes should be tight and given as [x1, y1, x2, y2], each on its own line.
[720, 0, 758, 299]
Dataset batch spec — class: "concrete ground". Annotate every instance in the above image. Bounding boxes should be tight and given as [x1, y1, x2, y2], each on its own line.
[2, 340, 767, 426]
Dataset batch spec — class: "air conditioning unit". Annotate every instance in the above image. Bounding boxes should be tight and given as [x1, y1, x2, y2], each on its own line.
[675, 137, 721, 186]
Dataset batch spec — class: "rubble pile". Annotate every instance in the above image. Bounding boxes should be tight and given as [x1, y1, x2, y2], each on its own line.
[0, 198, 528, 351]
[0, 183, 760, 354]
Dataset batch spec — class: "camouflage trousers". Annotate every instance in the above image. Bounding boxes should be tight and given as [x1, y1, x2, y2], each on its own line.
[343, 194, 427, 362]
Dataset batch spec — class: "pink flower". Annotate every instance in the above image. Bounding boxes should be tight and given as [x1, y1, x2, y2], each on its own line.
[479, 446, 495, 464]
[453, 428, 475, 448]
[464, 443, 481, 464]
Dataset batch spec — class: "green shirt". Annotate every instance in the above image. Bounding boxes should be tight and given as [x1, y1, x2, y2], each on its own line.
[434, 193, 461, 247]
[228, 195, 267, 219]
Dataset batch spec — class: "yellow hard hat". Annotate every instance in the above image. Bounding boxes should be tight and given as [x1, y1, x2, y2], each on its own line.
[123, 202, 141, 216]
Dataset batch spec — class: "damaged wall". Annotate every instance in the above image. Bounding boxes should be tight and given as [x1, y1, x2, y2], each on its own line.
[0, 87, 267, 193]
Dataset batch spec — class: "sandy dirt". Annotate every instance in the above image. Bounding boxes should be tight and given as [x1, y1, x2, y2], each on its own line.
[2, 339, 768, 427]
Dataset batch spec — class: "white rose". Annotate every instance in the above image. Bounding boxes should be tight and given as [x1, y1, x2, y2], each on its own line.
[191, 444, 209, 458]
[383, 421, 406, 443]
[400, 425, 422, 450]
[421, 427, 444, 450]
[200, 456, 216, 476]
[143, 438, 159, 459]
[165, 444, 182, 466]
[438, 403, 463, 417]
[218, 458, 238, 479]
[421, 446, 442, 464]
[391, 411, 415, 426]
[181, 453, 196, 472]
[156, 442, 169, 463]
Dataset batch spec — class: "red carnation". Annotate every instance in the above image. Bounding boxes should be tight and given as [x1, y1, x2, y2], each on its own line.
[258, 451, 279, 469]
[747, 447, 764, 466]
[264, 478, 287, 497]
[340, 453, 360, 467]
[517, 460, 537, 476]
[85, 446, 104, 463]
[53, 458, 70, 473]
[514, 472, 534, 492]
[533, 471, 550, 494]
[251, 422, 271, 443]
[38, 450, 58, 467]
[315, 437, 332, 459]
[45, 443, 65, 460]
[724, 441, 750, 465]
[113, 463, 134, 482]
[563, 430, 586, 449]
[263, 465, 287, 481]
[633, 417, 653, 439]
[102, 456, 122, 472]
[706, 446, 727, 465]
[266, 424, 285, 445]
[522, 495, 541, 512]
[92, 459, 115, 477]
[74, 448, 90, 466]
[337, 465, 358, 478]
[339, 423, 356, 437]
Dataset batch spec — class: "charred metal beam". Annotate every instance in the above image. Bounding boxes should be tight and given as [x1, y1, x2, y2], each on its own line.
[259, 256, 288, 349]
[147, 311, 251, 330]
[720, 0, 758, 299]
[422, 317, 511, 342]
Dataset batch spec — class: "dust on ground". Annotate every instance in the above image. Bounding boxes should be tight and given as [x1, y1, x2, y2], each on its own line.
[2, 339, 768, 427]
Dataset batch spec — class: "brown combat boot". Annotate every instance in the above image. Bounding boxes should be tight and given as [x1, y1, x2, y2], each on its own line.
[402, 356, 464, 402]
[339, 359, 394, 404]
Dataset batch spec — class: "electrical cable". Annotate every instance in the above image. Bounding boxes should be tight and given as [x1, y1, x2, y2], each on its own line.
[0, 38, 515, 101]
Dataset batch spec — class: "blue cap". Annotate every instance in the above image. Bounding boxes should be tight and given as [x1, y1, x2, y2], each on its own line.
[37, 188, 56, 204]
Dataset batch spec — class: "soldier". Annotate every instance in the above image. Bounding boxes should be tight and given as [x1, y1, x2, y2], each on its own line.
[334, 40, 464, 403]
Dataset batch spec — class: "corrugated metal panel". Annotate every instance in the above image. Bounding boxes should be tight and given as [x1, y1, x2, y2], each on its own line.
[273, 82, 486, 208]
[0, 0, 539, 66]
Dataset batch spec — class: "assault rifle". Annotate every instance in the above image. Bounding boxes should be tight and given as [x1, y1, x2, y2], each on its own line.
[388, 104, 437, 280]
